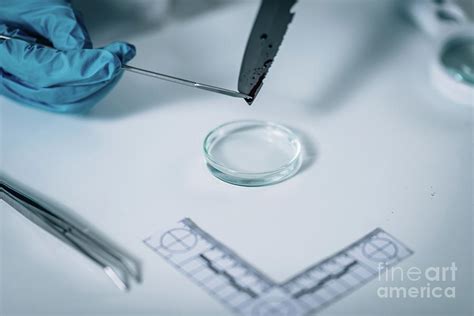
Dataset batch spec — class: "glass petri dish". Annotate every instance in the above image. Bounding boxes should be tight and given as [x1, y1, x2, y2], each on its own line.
[431, 32, 474, 105]
[203, 120, 302, 186]
[440, 36, 474, 85]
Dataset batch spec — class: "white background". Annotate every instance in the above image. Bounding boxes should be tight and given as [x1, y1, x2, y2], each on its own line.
[1, 0, 473, 315]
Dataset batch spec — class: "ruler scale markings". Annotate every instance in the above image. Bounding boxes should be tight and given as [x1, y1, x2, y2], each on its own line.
[145, 219, 413, 315]
[292, 261, 358, 299]
[181, 218, 275, 288]
[199, 253, 259, 298]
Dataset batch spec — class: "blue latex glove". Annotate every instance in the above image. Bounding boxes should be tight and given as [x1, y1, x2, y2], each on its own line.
[0, 0, 136, 113]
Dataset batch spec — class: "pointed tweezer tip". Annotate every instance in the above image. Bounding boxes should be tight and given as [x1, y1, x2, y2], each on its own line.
[104, 267, 129, 292]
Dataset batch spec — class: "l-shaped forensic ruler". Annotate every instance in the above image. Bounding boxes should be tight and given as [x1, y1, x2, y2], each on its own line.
[144, 218, 413, 316]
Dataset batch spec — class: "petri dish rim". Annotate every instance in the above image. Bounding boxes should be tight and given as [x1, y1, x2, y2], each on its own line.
[431, 29, 474, 105]
[439, 35, 474, 85]
[203, 120, 303, 185]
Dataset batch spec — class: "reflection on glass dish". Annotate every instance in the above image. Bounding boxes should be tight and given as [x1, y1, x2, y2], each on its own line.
[203, 120, 302, 187]
[431, 33, 474, 105]
[440, 36, 474, 85]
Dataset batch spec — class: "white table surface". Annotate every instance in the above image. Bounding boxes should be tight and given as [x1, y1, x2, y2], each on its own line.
[1, 1, 473, 315]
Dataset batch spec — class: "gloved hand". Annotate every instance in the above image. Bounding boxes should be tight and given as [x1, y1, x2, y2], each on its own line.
[0, 0, 136, 113]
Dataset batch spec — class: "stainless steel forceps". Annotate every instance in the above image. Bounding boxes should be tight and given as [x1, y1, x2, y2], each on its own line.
[0, 177, 141, 291]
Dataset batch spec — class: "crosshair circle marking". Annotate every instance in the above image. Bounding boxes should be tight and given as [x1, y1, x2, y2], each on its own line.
[160, 228, 198, 253]
[362, 237, 398, 262]
[252, 298, 296, 316]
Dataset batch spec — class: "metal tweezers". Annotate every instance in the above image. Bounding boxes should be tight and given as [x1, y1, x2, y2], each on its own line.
[0, 179, 141, 291]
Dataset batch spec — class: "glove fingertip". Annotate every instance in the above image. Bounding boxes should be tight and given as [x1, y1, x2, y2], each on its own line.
[102, 41, 136, 65]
